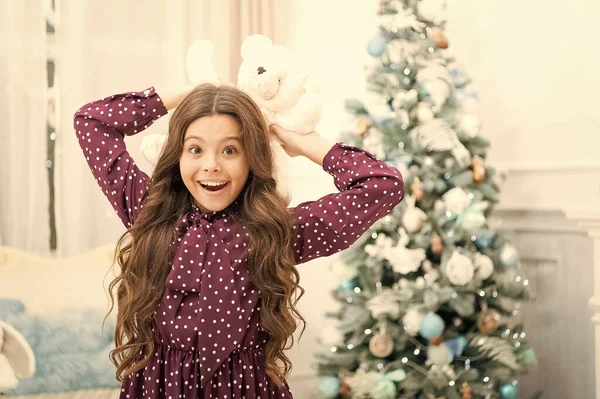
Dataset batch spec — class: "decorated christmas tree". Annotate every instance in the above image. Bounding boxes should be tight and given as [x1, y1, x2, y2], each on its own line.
[314, 1, 538, 398]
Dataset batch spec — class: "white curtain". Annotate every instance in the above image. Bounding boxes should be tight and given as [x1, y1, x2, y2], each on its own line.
[0, 0, 50, 253]
[54, 0, 291, 256]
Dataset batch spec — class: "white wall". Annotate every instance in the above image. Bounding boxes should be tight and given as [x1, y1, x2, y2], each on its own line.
[444, 0, 600, 212]
[284, 0, 600, 397]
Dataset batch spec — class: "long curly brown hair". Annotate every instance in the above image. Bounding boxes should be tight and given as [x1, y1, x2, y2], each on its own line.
[106, 83, 305, 386]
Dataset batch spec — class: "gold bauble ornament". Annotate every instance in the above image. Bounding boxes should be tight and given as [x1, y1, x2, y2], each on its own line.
[477, 309, 500, 334]
[411, 178, 424, 201]
[471, 155, 486, 182]
[431, 233, 443, 255]
[356, 116, 370, 136]
[430, 334, 443, 346]
[339, 375, 352, 398]
[430, 27, 449, 49]
[461, 382, 472, 399]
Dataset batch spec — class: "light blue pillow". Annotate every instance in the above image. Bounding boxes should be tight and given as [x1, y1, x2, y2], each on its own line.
[5, 308, 120, 395]
[0, 298, 25, 320]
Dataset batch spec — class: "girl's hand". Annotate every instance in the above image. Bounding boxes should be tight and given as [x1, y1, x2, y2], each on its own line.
[155, 85, 196, 111]
[268, 124, 336, 166]
[268, 124, 308, 158]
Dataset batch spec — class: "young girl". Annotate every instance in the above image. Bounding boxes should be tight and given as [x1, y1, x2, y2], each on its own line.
[74, 84, 404, 398]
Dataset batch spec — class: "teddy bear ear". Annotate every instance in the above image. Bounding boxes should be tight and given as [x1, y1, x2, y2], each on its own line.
[187, 40, 220, 85]
[188, 40, 214, 59]
[240, 34, 273, 60]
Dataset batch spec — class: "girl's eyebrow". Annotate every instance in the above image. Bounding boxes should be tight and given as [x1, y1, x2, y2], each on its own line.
[184, 136, 241, 143]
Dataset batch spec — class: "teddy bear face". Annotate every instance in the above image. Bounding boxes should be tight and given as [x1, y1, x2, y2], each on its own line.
[238, 58, 285, 101]
[237, 46, 307, 112]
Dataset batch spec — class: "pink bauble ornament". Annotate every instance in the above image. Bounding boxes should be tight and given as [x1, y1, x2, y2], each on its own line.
[369, 333, 394, 358]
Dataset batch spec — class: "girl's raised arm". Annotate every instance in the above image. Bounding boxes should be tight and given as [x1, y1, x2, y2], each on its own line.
[290, 140, 404, 264]
[73, 87, 168, 228]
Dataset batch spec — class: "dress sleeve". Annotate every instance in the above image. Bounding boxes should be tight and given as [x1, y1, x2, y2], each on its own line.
[73, 87, 168, 228]
[290, 142, 404, 265]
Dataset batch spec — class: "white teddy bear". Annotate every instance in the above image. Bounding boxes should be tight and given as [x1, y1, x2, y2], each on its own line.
[141, 35, 322, 166]
[236, 34, 322, 135]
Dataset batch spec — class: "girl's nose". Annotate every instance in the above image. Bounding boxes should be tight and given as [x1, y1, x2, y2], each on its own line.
[202, 155, 220, 171]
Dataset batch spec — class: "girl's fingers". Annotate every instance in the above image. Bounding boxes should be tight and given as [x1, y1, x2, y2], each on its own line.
[268, 124, 286, 139]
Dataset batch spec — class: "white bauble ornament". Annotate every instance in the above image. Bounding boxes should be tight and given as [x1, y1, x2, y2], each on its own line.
[416, 103, 435, 122]
[442, 187, 471, 214]
[445, 251, 475, 286]
[320, 325, 345, 347]
[474, 253, 494, 280]
[402, 308, 423, 336]
[402, 207, 427, 233]
[427, 343, 452, 366]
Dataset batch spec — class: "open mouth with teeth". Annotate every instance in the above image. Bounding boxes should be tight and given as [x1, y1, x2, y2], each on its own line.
[199, 181, 230, 192]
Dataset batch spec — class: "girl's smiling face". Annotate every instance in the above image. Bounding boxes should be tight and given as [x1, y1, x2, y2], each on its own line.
[179, 114, 250, 213]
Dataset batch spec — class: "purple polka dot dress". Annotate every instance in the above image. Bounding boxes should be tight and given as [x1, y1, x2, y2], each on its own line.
[73, 87, 404, 398]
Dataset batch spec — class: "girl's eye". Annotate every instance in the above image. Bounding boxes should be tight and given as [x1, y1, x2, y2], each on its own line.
[189, 147, 201, 155]
[224, 146, 238, 155]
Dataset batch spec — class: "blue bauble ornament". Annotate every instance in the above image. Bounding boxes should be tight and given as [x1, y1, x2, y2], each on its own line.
[317, 376, 340, 398]
[498, 383, 518, 399]
[371, 379, 396, 399]
[473, 230, 494, 248]
[444, 336, 468, 357]
[367, 35, 387, 57]
[419, 313, 445, 339]
[338, 278, 359, 292]
[419, 88, 432, 101]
